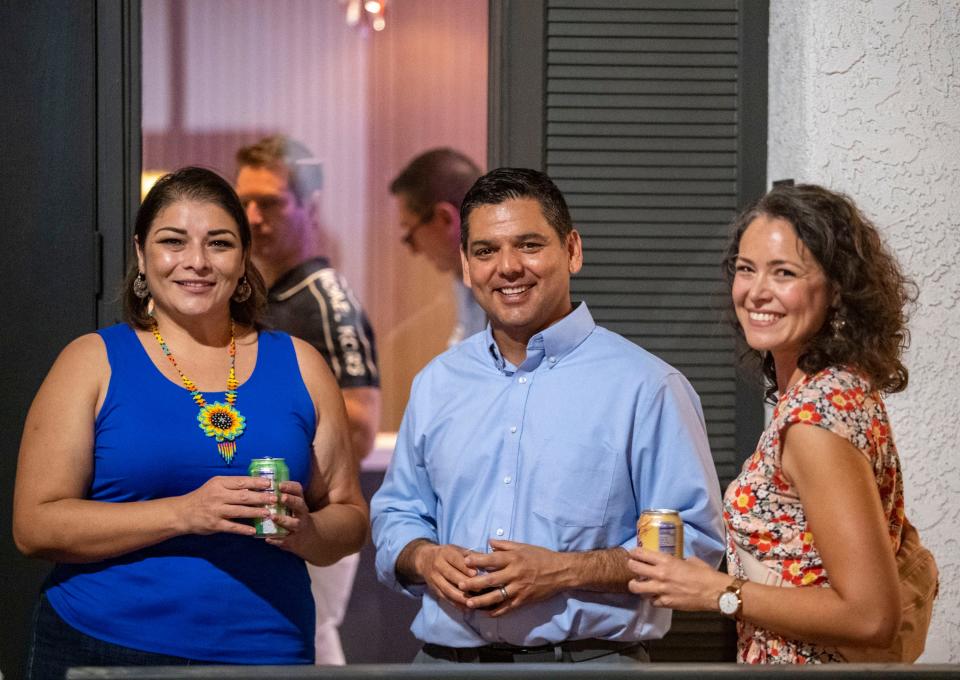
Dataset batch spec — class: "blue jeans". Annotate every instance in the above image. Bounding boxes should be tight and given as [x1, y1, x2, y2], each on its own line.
[26, 593, 209, 680]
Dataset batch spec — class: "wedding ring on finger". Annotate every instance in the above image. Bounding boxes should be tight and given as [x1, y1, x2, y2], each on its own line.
[498, 585, 509, 602]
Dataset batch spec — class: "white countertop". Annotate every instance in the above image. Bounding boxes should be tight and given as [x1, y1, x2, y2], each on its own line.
[361, 432, 397, 472]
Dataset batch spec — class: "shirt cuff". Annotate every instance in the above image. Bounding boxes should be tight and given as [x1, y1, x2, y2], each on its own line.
[374, 525, 438, 598]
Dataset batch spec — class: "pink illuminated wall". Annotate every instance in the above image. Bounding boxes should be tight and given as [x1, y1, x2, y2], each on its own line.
[366, 1, 488, 429]
[142, 0, 487, 430]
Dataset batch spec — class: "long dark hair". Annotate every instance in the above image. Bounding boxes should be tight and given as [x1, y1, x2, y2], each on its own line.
[723, 184, 916, 400]
[122, 166, 267, 328]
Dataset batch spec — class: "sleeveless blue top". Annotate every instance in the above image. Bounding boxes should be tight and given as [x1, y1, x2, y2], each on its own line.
[45, 324, 317, 664]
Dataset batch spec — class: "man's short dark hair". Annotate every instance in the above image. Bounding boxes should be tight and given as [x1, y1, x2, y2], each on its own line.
[459, 168, 573, 249]
[235, 134, 323, 205]
[389, 148, 482, 219]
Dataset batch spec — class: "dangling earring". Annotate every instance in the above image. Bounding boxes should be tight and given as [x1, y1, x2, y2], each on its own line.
[133, 272, 149, 299]
[830, 312, 847, 338]
[233, 276, 252, 303]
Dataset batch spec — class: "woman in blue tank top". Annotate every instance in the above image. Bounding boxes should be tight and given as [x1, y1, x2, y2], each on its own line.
[13, 167, 368, 676]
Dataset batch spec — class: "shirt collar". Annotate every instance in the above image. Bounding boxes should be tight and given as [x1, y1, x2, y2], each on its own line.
[485, 302, 595, 373]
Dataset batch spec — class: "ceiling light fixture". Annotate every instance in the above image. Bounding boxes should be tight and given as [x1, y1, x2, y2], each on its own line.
[342, 0, 387, 33]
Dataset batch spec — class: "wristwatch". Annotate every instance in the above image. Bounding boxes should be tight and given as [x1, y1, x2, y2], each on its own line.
[718, 578, 746, 618]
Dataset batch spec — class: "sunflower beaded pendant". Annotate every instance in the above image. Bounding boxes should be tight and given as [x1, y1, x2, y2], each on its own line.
[152, 321, 247, 464]
[197, 401, 246, 463]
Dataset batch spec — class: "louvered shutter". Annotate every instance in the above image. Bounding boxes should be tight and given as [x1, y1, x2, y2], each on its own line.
[491, 0, 767, 490]
[546, 0, 764, 489]
[490, 0, 768, 661]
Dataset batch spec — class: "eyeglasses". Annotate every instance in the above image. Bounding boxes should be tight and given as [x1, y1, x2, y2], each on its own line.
[400, 211, 433, 248]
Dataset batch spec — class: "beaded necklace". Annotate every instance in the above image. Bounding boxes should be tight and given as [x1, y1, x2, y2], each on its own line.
[151, 320, 247, 464]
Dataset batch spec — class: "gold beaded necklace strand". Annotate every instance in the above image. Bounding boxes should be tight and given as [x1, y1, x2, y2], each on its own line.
[151, 320, 247, 464]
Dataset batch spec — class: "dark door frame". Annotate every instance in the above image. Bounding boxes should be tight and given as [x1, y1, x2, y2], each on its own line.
[0, 2, 140, 677]
[96, 0, 143, 326]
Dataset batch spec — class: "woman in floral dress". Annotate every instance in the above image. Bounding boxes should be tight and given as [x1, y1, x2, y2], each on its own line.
[627, 184, 918, 663]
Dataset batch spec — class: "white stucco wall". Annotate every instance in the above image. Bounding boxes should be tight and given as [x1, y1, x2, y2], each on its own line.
[768, 0, 960, 662]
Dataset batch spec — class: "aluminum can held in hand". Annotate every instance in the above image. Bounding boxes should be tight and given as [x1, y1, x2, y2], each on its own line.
[637, 509, 683, 558]
[248, 457, 290, 538]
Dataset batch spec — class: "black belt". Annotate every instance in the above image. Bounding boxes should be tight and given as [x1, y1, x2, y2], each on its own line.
[422, 639, 647, 663]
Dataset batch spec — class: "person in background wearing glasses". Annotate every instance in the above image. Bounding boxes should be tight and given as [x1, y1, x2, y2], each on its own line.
[390, 148, 486, 347]
[235, 135, 380, 665]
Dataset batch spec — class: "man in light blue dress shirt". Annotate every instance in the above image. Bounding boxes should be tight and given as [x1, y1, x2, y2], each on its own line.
[371, 168, 725, 663]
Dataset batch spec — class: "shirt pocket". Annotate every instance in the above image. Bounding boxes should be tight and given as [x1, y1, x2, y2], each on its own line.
[530, 437, 616, 528]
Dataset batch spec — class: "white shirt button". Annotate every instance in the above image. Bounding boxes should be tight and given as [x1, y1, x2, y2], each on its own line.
[504, 476, 512, 484]
[510, 426, 517, 433]
[518, 376, 527, 384]
[549, 356, 557, 363]
[496, 528, 505, 536]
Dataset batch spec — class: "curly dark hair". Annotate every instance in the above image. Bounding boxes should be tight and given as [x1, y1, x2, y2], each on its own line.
[723, 184, 916, 400]
[123, 166, 267, 328]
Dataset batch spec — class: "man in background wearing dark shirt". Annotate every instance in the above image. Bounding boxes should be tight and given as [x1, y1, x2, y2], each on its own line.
[236, 135, 380, 664]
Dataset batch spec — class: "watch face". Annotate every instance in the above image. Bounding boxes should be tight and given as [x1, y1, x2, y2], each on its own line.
[718, 590, 739, 616]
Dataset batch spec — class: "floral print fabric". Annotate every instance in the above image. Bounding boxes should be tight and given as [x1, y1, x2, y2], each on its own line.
[723, 366, 905, 664]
